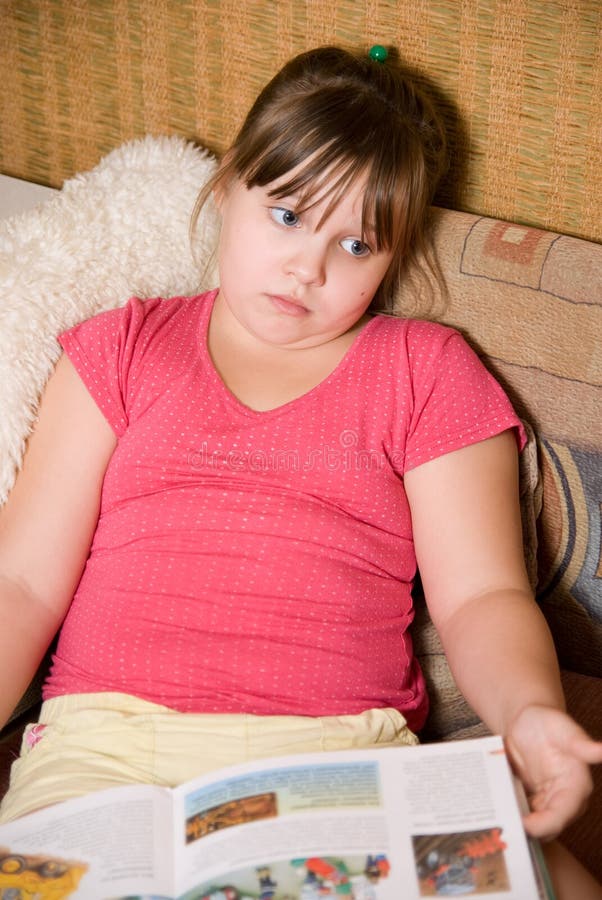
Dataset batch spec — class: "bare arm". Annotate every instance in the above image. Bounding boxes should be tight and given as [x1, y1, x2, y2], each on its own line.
[405, 429, 562, 731]
[405, 430, 602, 837]
[0, 354, 117, 727]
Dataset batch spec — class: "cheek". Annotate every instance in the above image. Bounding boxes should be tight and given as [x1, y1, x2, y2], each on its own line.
[352, 265, 389, 300]
[218, 225, 259, 277]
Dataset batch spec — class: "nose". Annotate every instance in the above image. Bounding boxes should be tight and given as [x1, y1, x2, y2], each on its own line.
[285, 239, 326, 287]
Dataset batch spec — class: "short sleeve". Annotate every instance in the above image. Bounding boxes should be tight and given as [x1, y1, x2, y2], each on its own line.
[58, 297, 150, 436]
[403, 324, 526, 472]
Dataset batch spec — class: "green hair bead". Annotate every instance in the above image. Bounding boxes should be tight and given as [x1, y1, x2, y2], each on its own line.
[368, 44, 389, 63]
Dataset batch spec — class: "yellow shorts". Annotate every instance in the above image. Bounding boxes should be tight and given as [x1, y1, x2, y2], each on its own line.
[0, 692, 417, 823]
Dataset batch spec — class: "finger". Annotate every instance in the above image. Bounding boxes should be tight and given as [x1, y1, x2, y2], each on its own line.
[522, 808, 562, 842]
[522, 779, 591, 840]
[522, 799, 589, 842]
[568, 734, 602, 765]
[523, 799, 583, 842]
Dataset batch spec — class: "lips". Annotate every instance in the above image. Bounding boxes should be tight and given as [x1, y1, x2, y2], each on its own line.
[267, 294, 309, 317]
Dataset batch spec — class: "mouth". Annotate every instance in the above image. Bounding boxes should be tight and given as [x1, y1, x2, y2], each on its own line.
[267, 294, 309, 317]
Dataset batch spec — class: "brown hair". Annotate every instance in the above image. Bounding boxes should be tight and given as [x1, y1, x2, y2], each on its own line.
[191, 46, 447, 312]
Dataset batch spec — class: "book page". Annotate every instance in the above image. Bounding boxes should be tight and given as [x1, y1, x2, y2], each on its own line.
[382, 736, 546, 898]
[0, 783, 173, 899]
[169, 735, 545, 899]
[0, 736, 548, 899]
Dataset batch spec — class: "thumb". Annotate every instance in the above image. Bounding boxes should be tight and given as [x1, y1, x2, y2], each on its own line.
[567, 732, 602, 766]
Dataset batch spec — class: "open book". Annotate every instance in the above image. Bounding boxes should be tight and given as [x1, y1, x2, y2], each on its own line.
[0, 735, 554, 900]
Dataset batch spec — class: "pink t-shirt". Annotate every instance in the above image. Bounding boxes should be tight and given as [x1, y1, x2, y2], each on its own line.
[47, 290, 525, 731]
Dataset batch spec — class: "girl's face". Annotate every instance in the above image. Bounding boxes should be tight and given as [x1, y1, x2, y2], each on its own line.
[215, 168, 394, 350]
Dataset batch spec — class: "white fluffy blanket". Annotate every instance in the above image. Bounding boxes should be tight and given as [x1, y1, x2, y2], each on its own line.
[0, 135, 219, 504]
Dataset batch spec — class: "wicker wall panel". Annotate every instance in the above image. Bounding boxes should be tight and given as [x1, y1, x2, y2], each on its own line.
[1, 0, 601, 241]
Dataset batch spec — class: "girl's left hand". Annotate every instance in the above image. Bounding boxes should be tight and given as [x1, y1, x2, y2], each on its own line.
[505, 704, 602, 840]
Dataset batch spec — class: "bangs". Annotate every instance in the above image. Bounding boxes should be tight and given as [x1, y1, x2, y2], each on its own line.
[233, 91, 415, 255]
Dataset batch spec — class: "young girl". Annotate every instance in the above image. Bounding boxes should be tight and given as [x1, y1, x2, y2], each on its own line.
[0, 46, 600, 895]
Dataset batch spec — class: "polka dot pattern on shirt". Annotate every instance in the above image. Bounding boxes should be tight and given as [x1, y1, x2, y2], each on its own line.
[47, 291, 525, 732]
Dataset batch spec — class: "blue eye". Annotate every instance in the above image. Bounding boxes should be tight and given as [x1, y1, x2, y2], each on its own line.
[341, 238, 370, 258]
[270, 207, 300, 227]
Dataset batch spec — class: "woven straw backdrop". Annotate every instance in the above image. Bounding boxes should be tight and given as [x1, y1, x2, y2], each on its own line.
[0, 0, 601, 241]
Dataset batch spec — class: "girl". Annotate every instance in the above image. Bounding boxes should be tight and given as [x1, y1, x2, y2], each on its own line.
[0, 46, 600, 895]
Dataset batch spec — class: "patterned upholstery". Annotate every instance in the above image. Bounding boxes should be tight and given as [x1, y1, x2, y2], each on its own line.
[411, 211, 602, 680]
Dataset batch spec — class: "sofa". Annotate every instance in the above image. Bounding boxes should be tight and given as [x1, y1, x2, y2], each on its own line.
[0, 0, 600, 882]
